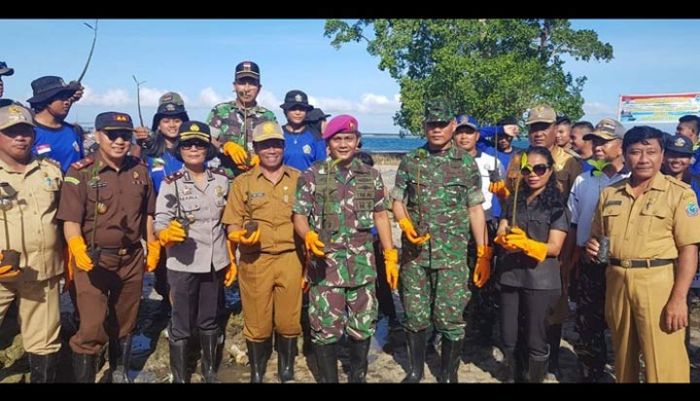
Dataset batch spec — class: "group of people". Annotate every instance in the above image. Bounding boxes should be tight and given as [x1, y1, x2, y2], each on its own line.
[1, 58, 699, 384]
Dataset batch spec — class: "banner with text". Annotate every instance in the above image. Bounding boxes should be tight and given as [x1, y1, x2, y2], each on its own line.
[618, 93, 700, 124]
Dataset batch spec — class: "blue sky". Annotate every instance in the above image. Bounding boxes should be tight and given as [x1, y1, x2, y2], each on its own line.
[2, 19, 698, 134]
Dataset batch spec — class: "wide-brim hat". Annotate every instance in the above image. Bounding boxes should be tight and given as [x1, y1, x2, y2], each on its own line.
[27, 76, 80, 105]
[151, 108, 189, 132]
[0, 62, 14, 77]
[280, 90, 313, 111]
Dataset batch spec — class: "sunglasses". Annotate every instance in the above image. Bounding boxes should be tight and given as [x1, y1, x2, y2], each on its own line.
[179, 140, 208, 150]
[520, 163, 550, 176]
[104, 130, 133, 142]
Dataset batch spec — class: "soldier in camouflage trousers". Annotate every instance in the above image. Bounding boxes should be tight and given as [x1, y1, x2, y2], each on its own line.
[392, 101, 492, 383]
[292, 115, 397, 383]
[206, 61, 276, 180]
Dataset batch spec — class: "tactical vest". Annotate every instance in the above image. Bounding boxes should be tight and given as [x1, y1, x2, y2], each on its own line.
[313, 165, 375, 234]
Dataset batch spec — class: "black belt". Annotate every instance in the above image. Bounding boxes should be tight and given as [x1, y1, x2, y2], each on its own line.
[609, 258, 674, 268]
[98, 243, 142, 256]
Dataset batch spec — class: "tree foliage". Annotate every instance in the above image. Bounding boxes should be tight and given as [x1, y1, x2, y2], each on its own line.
[324, 19, 613, 135]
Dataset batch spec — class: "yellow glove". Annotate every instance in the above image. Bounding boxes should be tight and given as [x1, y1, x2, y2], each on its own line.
[305, 231, 325, 257]
[158, 220, 187, 247]
[146, 240, 161, 272]
[494, 233, 519, 252]
[398, 218, 430, 246]
[224, 241, 237, 287]
[228, 227, 261, 246]
[249, 154, 260, 168]
[0, 253, 21, 281]
[473, 245, 492, 288]
[384, 248, 399, 290]
[488, 180, 510, 200]
[67, 236, 94, 272]
[222, 141, 249, 167]
[505, 227, 548, 262]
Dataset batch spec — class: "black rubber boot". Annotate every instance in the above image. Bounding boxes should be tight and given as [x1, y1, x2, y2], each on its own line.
[247, 338, 272, 383]
[28, 352, 58, 383]
[169, 338, 189, 383]
[438, 338, 463, 383]
[402, 329, 427, 383]
[110, 335, 133, 383]
[314, 342, 338, 383]
[348, 338, 371, 383]
[527, 352, 550, 383]
[200, 329, 221, 383]
[547, 324, 562, 378]
[72, 353, 97, 383]
[501, 348, 517, 383]
[276, 334, 296, 383]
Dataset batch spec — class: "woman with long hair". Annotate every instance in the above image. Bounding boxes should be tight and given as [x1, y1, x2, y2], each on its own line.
[494, 146, 570, 383]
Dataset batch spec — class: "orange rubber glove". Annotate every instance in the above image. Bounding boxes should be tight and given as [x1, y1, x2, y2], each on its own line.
[305, 231, 325, 257]
[473, 245, 493, 288]
[222, 141, 249, 167]
[505, 227, 548, 262]
[158, 220, 187, 247]
[0, 253, 21, 281]
[249, 154, 260, 168]
[224, 241, 237, 287]
[488, 180, 510, 200]
[67, 236, 94, 272]
[146, 240, 161, 272]
[494, 233, 519, 252]
[228, 227, 261, 246]
[384, 248, 399, 290]
[398, 218, 430, 246]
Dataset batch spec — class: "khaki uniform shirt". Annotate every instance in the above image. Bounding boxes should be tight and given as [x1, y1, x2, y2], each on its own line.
[591, 172, 700, 260]
[155, 168, 230, 273]
[57, 152, 156, 249]
[0, 156, 63, 281]
[222, 165, 300, 255]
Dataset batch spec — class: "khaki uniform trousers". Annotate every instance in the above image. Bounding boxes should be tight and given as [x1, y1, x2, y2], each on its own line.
[239, 250, 303, 342]
[0, 276, 61, 354]
[605, 264, 689, 383]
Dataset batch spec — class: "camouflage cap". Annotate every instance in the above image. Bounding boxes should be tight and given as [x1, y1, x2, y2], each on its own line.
[252, 120, 285, 143]
[424, 99, 454, 123]
[584, 118, 625, 141]
[525, 105, 557, 125]
[0, 103, 35, 131]
[152, 91, 189, 131]
[235, 61, 260, 81]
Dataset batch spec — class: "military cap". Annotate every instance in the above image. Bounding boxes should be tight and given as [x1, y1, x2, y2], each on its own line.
[178, 121, 211, 143]
[152, 91, 189, 131]
[235, 61, 260, 81]
[665, 135, 694, 156]
[253, 120, 285, 143]
[525, 105, 557, 125]
[95, 112, 135, 131]
[0, 103, 35, 130]
[323, 114, 359, 140]
[454, 114, 480, 131]
[584, 118, 626, 141]
[424, 99, 454, 123]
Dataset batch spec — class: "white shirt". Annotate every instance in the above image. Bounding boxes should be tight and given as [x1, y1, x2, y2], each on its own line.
[474, 151, 505, 221]
[567, 167, 630, 246]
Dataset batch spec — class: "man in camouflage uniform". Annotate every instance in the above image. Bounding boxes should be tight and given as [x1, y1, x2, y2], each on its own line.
[392, 101, 491, 383]
[292, 115, 397, 383]
[206, 61, 277, 179]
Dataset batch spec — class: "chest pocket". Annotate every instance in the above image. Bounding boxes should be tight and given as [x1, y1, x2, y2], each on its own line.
[248, 191, 269, 218]
[313, 172, 341, 233]
[441, 163, 468, 209]
[353, 174, 375, 230]
[87, 185, 114, 204]
[640, 203, 670, 234]
[601, 203, 622, 236]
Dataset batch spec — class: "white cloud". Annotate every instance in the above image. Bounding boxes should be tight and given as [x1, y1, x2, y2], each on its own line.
[79, 86, 131, 107]
[583, 101, 617, 117]
[308, 93, 400, 116]
[196, 87, 230, 108]
[256, 89, 282, 111]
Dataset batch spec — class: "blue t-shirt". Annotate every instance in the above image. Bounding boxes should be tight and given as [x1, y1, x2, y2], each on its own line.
[146, 149, 183, 194]
[33, 122, 84, 173]
[282, 127, 326, 172]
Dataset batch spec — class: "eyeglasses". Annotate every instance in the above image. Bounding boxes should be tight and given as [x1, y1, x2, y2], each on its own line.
[179, 140, 208, 150]
[520, 163, 550, 176]
[104, 130, 133, 142]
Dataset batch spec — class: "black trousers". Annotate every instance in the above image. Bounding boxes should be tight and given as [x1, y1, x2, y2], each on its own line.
[500, 284, 560, 357]
[168, 266, 225, 341]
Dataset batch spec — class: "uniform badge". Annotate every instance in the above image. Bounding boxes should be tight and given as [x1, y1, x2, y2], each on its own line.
[215, 186, 224, 197]
[73, 141, 80, 152]
[133, 171, 140, 180]
[88, 177, 105, 188]
[36, 143, 52, 155]
[303, 144, 312, 155]
[687, 202, 699, 217]
[182, 186, 192, 196]
[65, 176, 80, 185]
[187, 213, 196, 223]
[0, 198, 12, 211]
[96, 202, 108, 214]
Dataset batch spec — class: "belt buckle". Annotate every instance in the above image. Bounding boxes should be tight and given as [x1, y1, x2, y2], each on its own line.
[621, 259, 632, 268]
[118, 248, 128, 256]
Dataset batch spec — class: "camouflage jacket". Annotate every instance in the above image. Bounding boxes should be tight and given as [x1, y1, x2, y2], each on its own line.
[392, 144, 484, 268]
[206, 101, 276, 178]
[293, 157, 388, 287]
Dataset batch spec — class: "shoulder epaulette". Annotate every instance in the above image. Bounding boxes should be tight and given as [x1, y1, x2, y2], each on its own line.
[39, 156, 61, 168]
[71, 156, 94, 170]
[128, 155, 147, 167]
[285, 165, 301, 175]
[164, 171, 185, 184]
[665, 175, 691, 189]
[210, 167, 228, 177]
